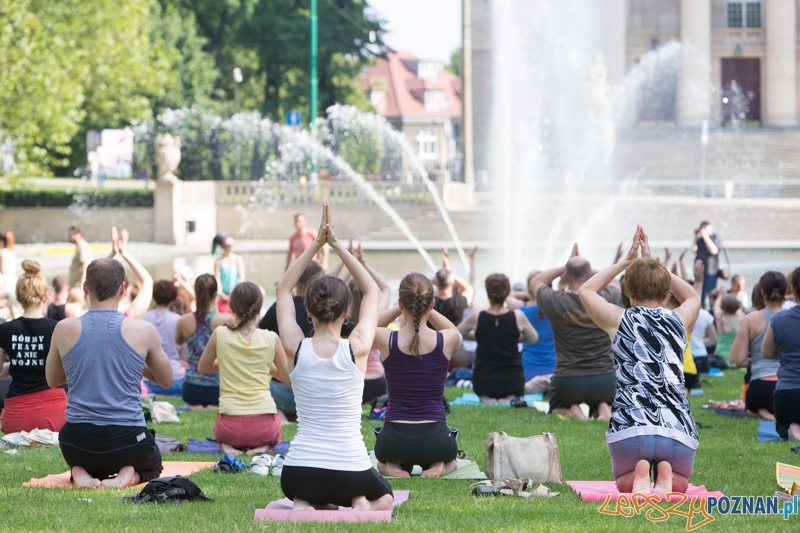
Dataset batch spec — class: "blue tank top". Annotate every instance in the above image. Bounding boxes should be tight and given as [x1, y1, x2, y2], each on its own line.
[61, 310, 146, 425]
[383, 331, 448, 423]
[219, 260, 239, 295]
[519, 304, 556, 380]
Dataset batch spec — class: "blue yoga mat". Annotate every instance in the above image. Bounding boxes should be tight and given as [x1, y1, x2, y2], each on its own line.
[450, 392, 543, 406]
[758, 421, 785, 442]
[187, 438, 291, 454]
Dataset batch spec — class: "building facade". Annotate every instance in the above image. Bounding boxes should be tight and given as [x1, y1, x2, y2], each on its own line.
[362, 51, 463, 182]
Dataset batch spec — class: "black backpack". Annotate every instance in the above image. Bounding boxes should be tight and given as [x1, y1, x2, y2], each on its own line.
[122, 476, 212, 503]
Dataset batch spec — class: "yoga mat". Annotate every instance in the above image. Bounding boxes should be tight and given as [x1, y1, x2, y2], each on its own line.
[708, 407, 747, 419]
[187, 438, 291, 455]
[450, 392, 543, 406]
[254, 490, 409, 523]
[368, 453, 485, 479]
[777, 463, 800, 490]
[566, 480, 724, 502]
[22, 461, 216, 489]
[532, 401, 590, 418]
[758, 421, 785, 442]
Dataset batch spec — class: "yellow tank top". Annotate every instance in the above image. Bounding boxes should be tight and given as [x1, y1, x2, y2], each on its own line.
[684, 332, 697, 375]
[216, 327, 278, 415]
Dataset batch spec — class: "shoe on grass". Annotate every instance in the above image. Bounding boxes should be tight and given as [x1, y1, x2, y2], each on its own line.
[250, 454, 272, 476]
[271, 454, 285, 477]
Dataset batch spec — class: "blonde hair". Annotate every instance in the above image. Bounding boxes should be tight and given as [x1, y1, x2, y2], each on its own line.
[624, 258, 671, 303]
[16, 260, 48, 308]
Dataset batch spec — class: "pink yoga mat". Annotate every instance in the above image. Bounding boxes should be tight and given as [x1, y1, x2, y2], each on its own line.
[567, 480, 724, 502]
[23, 461, 216, 489]
[254, 490, 410, 523]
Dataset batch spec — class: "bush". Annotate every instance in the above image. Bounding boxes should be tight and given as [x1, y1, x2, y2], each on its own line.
[0, 187, 154, 208]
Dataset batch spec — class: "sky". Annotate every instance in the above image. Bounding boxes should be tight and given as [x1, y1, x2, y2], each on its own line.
[368, 0, 461, 64]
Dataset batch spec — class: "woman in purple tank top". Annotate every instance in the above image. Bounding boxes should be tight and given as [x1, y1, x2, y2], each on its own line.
[372, 273, 463, 478]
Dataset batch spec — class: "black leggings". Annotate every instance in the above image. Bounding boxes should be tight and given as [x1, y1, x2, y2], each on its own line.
[745, 379, 776, 414]
[59, 423, 163, 482]
[373, 421, 459, 470]
[774, 388, 800, 440]
[280, 466, 392, 507]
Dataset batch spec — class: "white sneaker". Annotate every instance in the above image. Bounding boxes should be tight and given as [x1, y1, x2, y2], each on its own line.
[250, 454, 272, 476]
[271, 454, 285, 477]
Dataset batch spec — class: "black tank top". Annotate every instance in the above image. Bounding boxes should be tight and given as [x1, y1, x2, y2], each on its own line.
[47, 303, 66, 322]
[472, 310, 524, 398]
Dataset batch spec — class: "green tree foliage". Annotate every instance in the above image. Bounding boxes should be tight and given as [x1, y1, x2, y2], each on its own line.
[0, 0, 179, 175]
[446, 46, 462, 76]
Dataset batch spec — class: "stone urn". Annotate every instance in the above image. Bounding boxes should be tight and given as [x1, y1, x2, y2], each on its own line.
[155, 133, 181, 182]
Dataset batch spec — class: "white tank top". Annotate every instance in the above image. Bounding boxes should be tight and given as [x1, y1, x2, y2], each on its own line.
[284, 338, 371, 471]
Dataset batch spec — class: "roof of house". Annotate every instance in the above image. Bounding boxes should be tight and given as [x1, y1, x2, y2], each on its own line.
[361, 51, 462, 119]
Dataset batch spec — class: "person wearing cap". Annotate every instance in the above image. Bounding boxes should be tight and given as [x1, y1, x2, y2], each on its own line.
[691, 221, 721, 309]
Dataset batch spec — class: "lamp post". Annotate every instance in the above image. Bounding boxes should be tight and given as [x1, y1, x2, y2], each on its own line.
[233, 67, 243, 180]
[309, 0, 319, 184]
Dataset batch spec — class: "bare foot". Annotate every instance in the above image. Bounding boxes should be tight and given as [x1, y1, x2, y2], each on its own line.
[100, 466, 140, 488]
[245, 445, 270, 456]
[420, 462, 445, 478]
[550, 407, 587, 420]
[631, 460, 652, 494]
[789, 423, 800, 441]
[597, 402, 612, 421]
[204, 404, 219, 410]
[759, 409, 776, 421]
[72, 467, 101, 488]
[745, 409, 759, 418]
[220, 443, 243, 455]
[480, 396, 499, 404]
[672, 472, 690, 493]
[441, 460, 458, 477]
[351, 495, 370, 511]
[570, 404, 590, 421]
[378, 461, 410, 478]
[292, 498, 313, 510]
[652, 461, 673, 494]
[187, 404, 205, 411]
[369, 493, 394, 510]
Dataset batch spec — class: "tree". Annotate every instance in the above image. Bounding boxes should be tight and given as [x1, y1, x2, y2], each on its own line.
[445, 46, 462, 76]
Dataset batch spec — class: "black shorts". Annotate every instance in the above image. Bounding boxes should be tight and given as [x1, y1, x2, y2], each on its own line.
[694, 356, 710, 374]
[59, 422, 163, 482]
[373, 421, 458, 470]
[362, 376, 387, 405]
[182, 382, 219, 407]
[280, 466, 392, 508]
[684, 372, 699, 391]
[745, 379, 776, 414]
[549, 371, 616, 415]
[774, 388, 800, 439]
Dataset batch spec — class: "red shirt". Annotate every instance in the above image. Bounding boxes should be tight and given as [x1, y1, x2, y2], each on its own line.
[290, 229, 317, 258]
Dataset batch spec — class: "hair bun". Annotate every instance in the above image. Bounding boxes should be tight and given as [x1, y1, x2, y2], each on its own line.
[21, 259, 41, 276]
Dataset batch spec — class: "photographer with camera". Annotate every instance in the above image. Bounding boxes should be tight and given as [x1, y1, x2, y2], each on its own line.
[691, 221, 723, 309]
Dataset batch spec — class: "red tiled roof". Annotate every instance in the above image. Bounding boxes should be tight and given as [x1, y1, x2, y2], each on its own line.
[361, 51, 462, 119]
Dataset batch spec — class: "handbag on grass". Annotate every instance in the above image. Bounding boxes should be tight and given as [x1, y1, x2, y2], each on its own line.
[485, 431, 563, 484]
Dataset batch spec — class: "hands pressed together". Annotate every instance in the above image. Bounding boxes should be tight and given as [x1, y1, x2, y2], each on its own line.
[314, 201, 338, 247]
[622, 225, 652, 264]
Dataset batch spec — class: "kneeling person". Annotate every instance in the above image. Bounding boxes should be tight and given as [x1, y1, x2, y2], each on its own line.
[46, 258, 173, 488]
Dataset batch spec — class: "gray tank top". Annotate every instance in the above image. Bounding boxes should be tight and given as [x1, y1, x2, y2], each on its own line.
[62, 310, 146, 425]
[749, 309, 780, 381]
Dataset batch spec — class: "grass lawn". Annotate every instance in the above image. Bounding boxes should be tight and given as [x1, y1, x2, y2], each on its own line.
[0, 369, 796, 532]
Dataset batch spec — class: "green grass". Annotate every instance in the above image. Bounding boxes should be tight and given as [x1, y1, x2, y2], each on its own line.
[0, 370, 796, 532]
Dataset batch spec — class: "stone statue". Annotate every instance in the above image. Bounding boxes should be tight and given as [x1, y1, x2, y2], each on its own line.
[155, 133, 181, 182]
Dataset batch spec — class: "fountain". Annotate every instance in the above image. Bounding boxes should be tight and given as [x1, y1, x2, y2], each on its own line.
[133, 105, 472, 273]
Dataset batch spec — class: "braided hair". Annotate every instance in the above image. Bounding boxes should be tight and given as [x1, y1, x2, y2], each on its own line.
[398, 273, 434, 358]
[226, 281, 263, 331]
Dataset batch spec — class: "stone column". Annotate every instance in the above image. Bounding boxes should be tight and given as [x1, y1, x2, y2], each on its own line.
[462, 0, 474, 191]
[678, 0, 711, 127]
[603, 0, 627, 88]
[765, 0, 797, 126]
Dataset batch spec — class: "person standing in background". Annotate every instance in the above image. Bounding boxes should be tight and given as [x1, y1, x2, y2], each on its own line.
[692, 221, 721, 309]
[286, 214, 328, 272]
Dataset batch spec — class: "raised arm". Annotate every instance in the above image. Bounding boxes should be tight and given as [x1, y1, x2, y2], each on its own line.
[277, 216, 327, 357]
[115, 228, 153, 320]
[360, 245, 391, 311]
[579, 230, 643, 338]
[457, 308, 479, 339]
[45, 322, 68, 387]
[452, 273, 475, 307]
[270, 332, 292, 382]
[670, 273, 702, 332]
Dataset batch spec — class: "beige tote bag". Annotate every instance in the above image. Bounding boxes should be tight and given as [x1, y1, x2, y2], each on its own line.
[485, 431, 563, 484]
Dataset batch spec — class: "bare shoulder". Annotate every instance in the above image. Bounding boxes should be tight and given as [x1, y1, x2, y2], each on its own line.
[53, 317, 83, 346]
[120, 317, 158, 355]
[212, 313, 235, 328]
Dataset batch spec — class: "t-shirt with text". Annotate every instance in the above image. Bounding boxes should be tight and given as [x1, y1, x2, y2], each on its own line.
[0, 317, 57, 398]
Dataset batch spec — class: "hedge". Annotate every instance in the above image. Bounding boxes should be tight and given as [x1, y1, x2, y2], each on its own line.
[0, 187, 154, 208]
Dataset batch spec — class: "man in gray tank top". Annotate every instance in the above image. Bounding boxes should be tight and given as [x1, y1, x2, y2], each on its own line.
[46, 258, 173, 488]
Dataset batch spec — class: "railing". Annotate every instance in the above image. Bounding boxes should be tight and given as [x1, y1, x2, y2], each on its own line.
[626, 29, 680, 49]
[215, 180, 435, 206]
[712, 27, 765, 45]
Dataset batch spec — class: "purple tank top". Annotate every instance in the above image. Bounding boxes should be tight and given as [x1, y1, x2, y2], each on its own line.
[383, 331, 449, 423]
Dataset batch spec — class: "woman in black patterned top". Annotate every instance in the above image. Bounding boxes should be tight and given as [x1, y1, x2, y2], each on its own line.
[578, 226, 700, 495]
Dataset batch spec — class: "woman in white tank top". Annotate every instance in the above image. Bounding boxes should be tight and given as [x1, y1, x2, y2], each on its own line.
[276, 202, 393, 511]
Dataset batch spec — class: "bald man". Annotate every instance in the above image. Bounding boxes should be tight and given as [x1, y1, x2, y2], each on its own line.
[530, 247, 621, 421]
